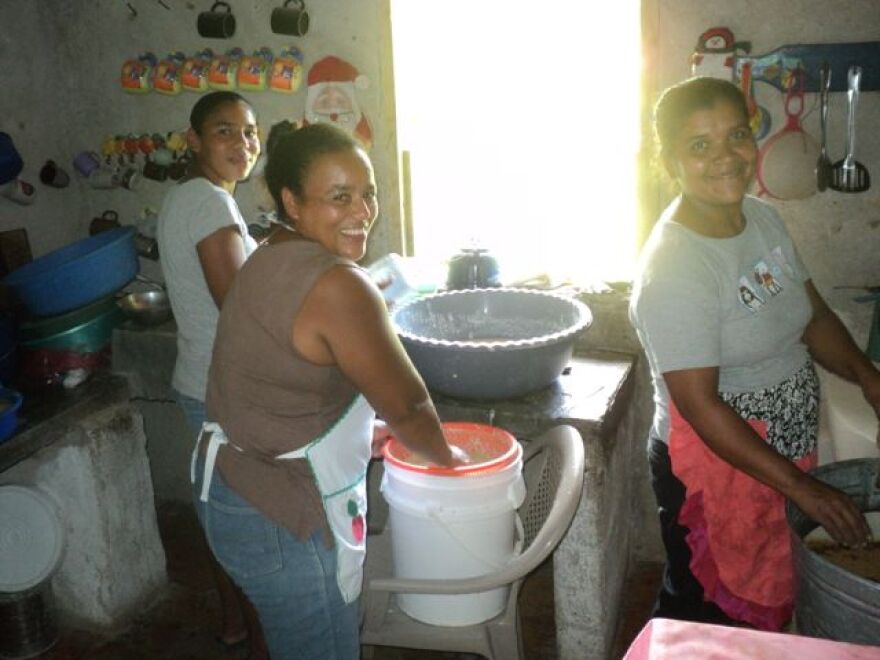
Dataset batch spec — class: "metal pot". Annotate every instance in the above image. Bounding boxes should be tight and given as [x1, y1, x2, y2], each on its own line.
[446, 248, 501, 290]
[117, 290, 172, 326]
[786, 459, 880, 645]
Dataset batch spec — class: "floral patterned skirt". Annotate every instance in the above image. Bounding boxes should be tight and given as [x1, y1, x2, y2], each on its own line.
[668, 360, 819, 631]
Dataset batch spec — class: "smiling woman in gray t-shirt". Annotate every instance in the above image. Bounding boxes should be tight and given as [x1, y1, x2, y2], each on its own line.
[630, 77, 877, 632]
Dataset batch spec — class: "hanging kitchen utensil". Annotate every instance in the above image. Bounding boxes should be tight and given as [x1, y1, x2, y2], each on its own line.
[816, 61, 833, 192]
[755, 69, 820, 200]
[740, 63, 771, 140]
[830, 66, 871, 193]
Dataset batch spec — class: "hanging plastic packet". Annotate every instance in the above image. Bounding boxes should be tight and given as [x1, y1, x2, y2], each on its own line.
[269, 46, 304, 93]
[165, 131, 189, 180]
[121, 52, 157, 94]
[208, 47, 243, 91]
[140, 134, 168, 182]
[238, 47, 273, 92]
[182, 49, 213, 93]
[123, 134, 140, 164]
[154, 51, 186, 96]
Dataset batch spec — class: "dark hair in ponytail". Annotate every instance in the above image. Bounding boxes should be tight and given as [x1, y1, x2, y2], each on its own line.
[264, 123, 363, 218]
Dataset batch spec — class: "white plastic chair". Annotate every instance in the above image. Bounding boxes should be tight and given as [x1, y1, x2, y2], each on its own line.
[360, 424, 585, 660]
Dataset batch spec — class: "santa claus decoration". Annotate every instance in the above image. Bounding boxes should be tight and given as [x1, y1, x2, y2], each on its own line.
[302, 55, 372, 150]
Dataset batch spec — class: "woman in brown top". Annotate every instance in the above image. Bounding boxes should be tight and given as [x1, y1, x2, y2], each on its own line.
[191, 123, 462, 660]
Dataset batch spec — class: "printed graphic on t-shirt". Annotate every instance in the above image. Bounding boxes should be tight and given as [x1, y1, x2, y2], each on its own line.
[752, 260, 783, 296]
[738, 276, 765, 312]
[770, 246, 795, 278]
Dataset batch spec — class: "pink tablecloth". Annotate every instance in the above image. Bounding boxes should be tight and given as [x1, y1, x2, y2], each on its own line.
[623, 618, 880, 659]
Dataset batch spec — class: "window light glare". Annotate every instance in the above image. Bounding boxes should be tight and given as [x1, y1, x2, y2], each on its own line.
[391, 1, 640, 286]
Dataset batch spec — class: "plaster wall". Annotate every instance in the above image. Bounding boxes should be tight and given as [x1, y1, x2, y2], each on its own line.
[651, 0, 880, 346]
[0, 0, 401, 277]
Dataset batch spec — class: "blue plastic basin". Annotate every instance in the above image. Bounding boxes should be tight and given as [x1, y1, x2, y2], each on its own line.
[3, 227, 138, 317]
[0, 387, 23, 443]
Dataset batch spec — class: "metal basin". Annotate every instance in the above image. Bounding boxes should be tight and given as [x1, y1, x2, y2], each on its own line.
[786, 459, 880, 646]
[117, 290, 173, 326]
[392, 288, 592, 400]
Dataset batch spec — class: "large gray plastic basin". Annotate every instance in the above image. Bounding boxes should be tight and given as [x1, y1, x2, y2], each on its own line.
[392, 288, 592, 400]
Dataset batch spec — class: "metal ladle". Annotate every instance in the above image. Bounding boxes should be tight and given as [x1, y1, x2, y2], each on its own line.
[830, 66, 871, 193]
[816, 62, 832, 192]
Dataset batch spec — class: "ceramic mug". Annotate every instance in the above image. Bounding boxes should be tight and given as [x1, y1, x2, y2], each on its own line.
[167, 158, 188, 181]
[118, 167, 142, 191]
[142, 160, 168, 182]
[39, 160, 71, 188]
[152, 148, 174, 167]
[197, 1, 236, 39]
[0, 132, 24, 185]
[271, 0, 310, 36]
[0, 178, 36, 205]
[88, 167, 120, 189]
[89, 210, 121, 235]
[73, 151, 101, 178]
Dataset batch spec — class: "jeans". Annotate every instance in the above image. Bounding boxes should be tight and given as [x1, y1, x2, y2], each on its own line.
[648, 435, 736, 625]
[173, 390, 207, 435]
[192, 452, 360, 660]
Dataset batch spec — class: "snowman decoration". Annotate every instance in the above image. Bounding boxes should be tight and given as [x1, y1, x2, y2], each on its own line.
[302, 56, 373, 150]
[690, 27, 750, 80]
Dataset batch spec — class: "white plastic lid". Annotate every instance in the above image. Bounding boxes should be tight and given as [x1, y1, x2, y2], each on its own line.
[0, 485, 65, 591]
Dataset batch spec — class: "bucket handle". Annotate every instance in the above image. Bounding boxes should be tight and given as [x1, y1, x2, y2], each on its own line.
[425, 508, 524, 570]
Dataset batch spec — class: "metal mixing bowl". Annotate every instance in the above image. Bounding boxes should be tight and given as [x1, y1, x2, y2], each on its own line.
[392, 288, 592, 400]
[117, 290, 173, 326]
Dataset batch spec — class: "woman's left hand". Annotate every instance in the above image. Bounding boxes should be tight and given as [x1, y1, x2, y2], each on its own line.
[371, 419, 393, 458]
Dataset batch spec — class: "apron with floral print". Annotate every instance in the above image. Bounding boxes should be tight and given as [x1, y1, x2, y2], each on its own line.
[194, 394, 375, 603]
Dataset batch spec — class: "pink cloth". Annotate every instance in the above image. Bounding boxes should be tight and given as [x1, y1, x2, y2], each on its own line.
[668, 405, 817, 630]
[623, 618, 880, 659]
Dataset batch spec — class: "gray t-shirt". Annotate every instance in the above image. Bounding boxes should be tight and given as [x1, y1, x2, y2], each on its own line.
[629, 195, 812, 442]
[157, 178, 257, 400]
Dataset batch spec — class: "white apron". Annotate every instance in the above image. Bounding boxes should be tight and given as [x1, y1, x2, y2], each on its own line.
[191, 394, 376, 603]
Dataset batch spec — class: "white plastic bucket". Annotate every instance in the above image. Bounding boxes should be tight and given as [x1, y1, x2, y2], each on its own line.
[381, 423, 525, 626]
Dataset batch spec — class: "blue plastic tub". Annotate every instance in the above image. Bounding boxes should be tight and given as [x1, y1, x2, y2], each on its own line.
[0, 388, 23, 443]
[3, 227, 138, 317]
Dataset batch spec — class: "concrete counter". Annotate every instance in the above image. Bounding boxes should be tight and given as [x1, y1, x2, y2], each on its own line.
[0, 373, 166, 630]
[112, 319, 194, 503]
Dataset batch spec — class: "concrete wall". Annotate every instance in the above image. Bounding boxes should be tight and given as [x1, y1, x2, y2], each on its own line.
[648, 0, 880, 347]
[4, 2, 876, 319]
[0, 0, 401, 278]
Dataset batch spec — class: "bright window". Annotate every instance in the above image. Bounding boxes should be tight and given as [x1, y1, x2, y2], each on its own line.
[390, 1, 642, 286]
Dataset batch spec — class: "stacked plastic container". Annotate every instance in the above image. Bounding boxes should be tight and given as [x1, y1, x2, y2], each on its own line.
[3, 227, 138, 391]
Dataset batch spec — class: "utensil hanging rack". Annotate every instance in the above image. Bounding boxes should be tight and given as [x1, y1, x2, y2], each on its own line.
[733, 41, 880, 93]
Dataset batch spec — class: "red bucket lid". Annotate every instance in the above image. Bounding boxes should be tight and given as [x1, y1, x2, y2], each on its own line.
[383, 422, 520, 476]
